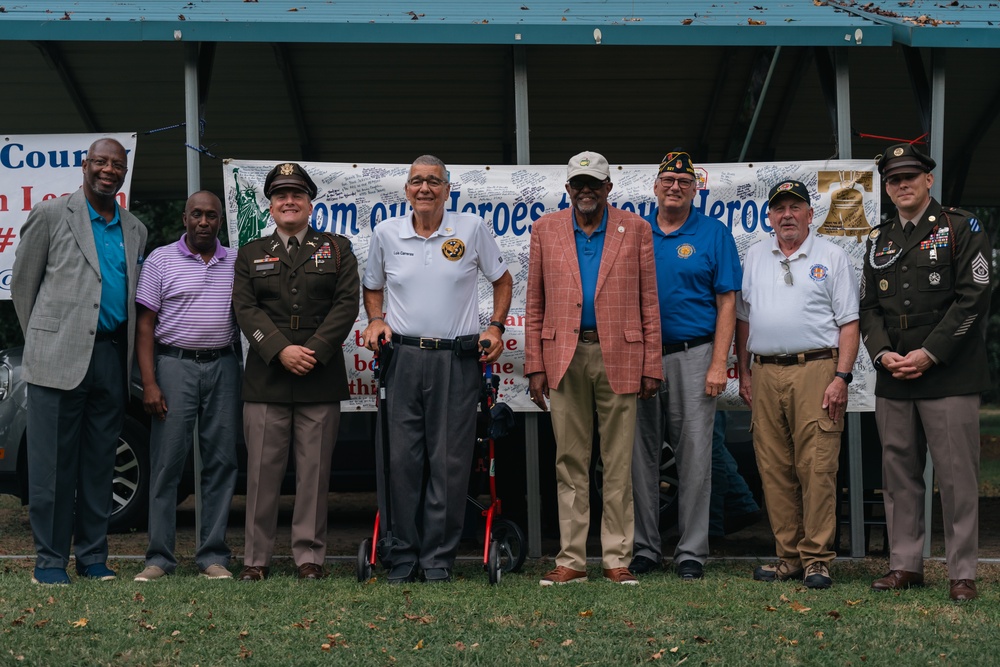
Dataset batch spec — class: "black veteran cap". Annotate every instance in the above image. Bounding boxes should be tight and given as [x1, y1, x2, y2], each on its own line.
[876, 143, 936, 179]
[264, 162, 318, 199]
[658, 150, 696, 176]
[767, 179, 810, 205]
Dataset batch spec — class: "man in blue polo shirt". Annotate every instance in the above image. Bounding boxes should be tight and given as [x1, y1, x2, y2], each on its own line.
[629, 151, 742, 580]
[13, 138, 148, 585]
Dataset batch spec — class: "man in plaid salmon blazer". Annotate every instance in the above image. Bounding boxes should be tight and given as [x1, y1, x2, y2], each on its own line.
[525, 151, 661, 586]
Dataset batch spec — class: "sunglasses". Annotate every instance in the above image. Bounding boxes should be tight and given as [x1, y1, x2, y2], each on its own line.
[568, 177, 608, 192]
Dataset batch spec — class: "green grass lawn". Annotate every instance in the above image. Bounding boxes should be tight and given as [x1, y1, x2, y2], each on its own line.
[2, 559, 999, 666]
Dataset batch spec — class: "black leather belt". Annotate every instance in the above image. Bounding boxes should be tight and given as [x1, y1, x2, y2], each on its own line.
[662, 333, 714, 355]
[158, 343, 236, 363]
[756, 348, 837, 365]
[887, 311, 939, 330]
[579, 330, 599, 343]
[95, 325, 126, 343]
[391, 333, 478, 351]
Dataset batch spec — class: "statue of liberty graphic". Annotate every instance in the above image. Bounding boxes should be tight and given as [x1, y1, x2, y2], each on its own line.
[233, 167, 271, 247]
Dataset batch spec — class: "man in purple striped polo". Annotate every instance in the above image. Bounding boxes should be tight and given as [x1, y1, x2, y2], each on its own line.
[133, 191, 241, 582]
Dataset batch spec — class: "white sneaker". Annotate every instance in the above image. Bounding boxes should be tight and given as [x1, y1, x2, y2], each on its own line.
[134, 565, 167, 582]
[200, 564, 233, 579]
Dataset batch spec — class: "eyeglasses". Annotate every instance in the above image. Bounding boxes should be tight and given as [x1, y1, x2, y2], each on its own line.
[88, 157, 127, 172]
[568, 177, 608, 192]
[407, 176, 448, 188]
[779, 259, 793, 285]
[656, 176, 696, 190]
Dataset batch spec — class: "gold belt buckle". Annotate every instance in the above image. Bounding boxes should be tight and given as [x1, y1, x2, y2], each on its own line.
[899, 314, 908, 329]
[419, 337, 438, 350]
[290, 316, 300, 330]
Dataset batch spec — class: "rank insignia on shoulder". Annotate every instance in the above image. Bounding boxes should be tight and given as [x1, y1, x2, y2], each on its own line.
[970, 218, 981, 232]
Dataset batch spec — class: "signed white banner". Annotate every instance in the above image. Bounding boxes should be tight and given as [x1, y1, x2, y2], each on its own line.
[223, 159, 880, 412]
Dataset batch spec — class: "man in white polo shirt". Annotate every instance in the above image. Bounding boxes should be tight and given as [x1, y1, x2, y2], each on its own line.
[735, 179, 859, 589]
[133, 191, 240, 581]
[361, 155, 512, 585]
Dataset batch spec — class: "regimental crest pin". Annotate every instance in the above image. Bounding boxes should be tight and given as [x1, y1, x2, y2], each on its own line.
[929, 272, 941, 286]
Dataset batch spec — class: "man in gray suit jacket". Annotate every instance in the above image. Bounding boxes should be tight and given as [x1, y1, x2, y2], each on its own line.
[12, 138, 148, 585]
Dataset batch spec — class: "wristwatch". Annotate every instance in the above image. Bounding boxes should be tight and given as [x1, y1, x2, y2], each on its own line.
[488, 320, 506, 334]
[835, 371, 853, 384]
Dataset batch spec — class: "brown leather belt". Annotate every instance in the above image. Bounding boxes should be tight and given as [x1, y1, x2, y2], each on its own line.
[755, 348, 837, 366]
[579, 330, 599, 343]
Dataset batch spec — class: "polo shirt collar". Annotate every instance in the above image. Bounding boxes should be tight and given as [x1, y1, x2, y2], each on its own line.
[400, 212, 454, 239]
[177, 234, 227, 260]
[770, 228, 816, 260]
[572, 208, 608, 235]
[86, 199, 121, 227]
[649, 206, 697, 238]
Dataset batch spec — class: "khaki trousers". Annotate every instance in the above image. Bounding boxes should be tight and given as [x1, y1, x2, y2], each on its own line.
[750, 357, 841, 568]
[876, 394, 980, 580]
[550, 341, 637, 570]
[243, 402, 340, 567]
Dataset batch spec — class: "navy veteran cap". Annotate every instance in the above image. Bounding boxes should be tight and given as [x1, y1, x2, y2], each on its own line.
[264, 162, 318, 199]
[767, 179, 811, 205]
[658, 150, 696, 176]
[876, 143, 936, 179]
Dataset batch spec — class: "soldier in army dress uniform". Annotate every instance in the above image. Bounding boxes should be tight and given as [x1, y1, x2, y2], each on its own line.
[233, 162, 360, 581]
[860, 143, 992, 602]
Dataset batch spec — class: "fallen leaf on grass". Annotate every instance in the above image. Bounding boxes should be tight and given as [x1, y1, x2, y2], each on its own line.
[578, 609, 593, 617]
[367, 622, 379, 630]
[47, 597, 56, 605]
[789, 601, 811, 613]
[71, 618, 88, 628]
[138, 619, 156, 631]
[815, 631, 824, 639]
[694, 635, 710, 644]
[651, 648, 665, 659]
[321, 643, 331, 652]
[11, 616, 25, 626]
[326, 633, 347, 648]
[33, 619, 50, 628]
[133, 593, 144, 602]
[624, 619, 635, 629]
[454, 641, 466, 650]
[403, 613, 433, 624]
[530, 638, 543, 648]
[828, 611, 842, 620]
[765, 605, 777, 612]
[670, 647, 680, 653]
[561, 639, 573, 646]
[846, 599, 863, 606]
[171, 630, 181, 637]
[238, 630, 249, 638]
[238, 645, 252, 660]
[779, 594, 791, 603]
[413, 639, 424, 650]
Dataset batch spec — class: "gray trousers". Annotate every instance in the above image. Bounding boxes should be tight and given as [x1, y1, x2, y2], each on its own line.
[145, 352, 240, 573]
[374, 344, 479, 570]
[876, 394, 980, 580]
[26, 339, 125, 570]
[632, 342, 715, 564]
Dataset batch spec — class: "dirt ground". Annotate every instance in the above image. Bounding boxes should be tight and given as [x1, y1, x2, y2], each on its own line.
[3, 436, 1000, 567]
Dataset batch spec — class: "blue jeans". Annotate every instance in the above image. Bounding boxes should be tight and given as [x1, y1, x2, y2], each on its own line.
[709, 411, 759, 536]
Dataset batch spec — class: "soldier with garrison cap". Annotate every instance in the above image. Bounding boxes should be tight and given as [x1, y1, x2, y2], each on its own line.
[861, 143, 992, 602]
[232, 162, 360, 582]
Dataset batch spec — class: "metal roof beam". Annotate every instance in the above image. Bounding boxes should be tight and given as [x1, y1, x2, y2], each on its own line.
[32, 41, 100, 133]
[812, 46, 839, 148]
[760, 47, 811, 161]
[695, 47, 733, 162]
[272, 43, 313, 161]
[903, 46, 932, 136]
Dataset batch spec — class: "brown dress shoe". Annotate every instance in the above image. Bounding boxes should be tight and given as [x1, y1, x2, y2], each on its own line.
[871, 569, 923, 591]
[297, 563, 326, 580]
[239, 566, 269, 582]
[950, 579, 977, 602]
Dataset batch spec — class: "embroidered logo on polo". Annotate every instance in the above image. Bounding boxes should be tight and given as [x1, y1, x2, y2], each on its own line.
[676, 243, 695, 259]
[441, 238, 465, 261]
[972, 252, 990, 285]
[809, 264, 829, 282]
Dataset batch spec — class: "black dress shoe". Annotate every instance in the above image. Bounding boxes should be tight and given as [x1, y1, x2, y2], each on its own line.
[239, 566, 269, 582]
[297, 563, 326, 580]
[422, 567, 452, 583]
[627, 555, 660, 575]
[387, 562, 418, 585]
[871, 569, 924, 591]
[674, 559, 704, 580]
[950, 579, 977, 602]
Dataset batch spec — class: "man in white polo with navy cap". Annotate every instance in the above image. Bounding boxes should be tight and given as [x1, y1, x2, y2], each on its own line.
[735, 178, 859, 589]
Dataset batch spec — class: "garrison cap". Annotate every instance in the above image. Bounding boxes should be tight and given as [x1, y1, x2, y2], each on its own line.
[876, 143, 936, 179]
[567, 151, 610, 181]
[767, 179, 811, 205]
[658, 150, 696, 176]
[264, 162, 318, 199]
